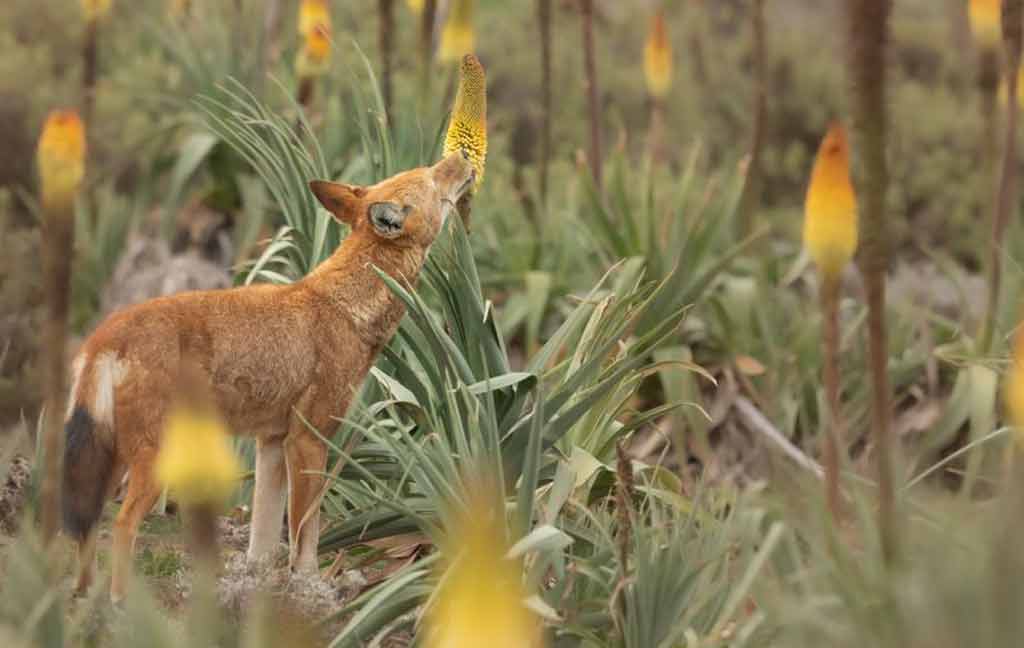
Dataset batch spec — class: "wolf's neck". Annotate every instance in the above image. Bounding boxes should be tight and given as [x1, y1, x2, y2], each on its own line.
[306, 236, 426, 345]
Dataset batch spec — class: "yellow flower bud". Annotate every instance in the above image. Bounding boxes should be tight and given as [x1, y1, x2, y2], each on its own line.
[296, 25, 332, 78]
[803, 123, 858, 279]
[424, 490, 541, 648]
[81, 0, 113, 21]
[439, 0, 475, 63]
[155, 404, 242, 507]
[407, 0, 425, 14]
[37, 110, 87, 213]
[443, 54, 487, 189]
[644, 10, 673, 99]
[1006, 323, 1024, 440]
[969, 0, 1001, 49]
[298, 0, 331, 37]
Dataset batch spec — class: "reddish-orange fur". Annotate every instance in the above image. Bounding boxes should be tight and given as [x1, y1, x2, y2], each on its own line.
[63, 153, 475, 602]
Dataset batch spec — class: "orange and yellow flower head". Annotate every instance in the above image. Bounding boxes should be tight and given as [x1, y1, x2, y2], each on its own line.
[443, 54, 488, 189]
[969, 0, 1002, 49]
[296, 24, 332, 78]
[155, 401, 242, 508]
[440, 0, 475, 63]
[298, 0, 331, 37]
[37, 110, 87, 212]
[423, 485, 541, 648]
[81, 0, 113, 21]
[644, 10, 673, 99]
[803, 123, 858, 280]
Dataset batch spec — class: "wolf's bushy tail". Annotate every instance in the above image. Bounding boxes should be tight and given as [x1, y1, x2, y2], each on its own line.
[62, 368, 116, 539]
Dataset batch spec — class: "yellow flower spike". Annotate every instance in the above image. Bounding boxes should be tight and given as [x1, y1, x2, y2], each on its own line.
[1006, 323, 1024, 441]
[37, 110, 87, 213]
[644, 10, 673, 99]
[803, 123, 858, 280]
[439, 0, 475, 63]
[443, 54, 488, 189]
[296, 25, 332, 78]
[298, 0, 331, 37]
[969, 0, 1002, 49]
[424, 490, 541, 648]
[155, 402, 242, 508]
[81, 0, 113, 21]
[407, 0, 425, 14]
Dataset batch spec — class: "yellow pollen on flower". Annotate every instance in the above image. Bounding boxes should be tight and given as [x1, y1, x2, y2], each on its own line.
[803, 123, 858, 280]
[969, 0, 1001, 49]
[443, 54, 487, 189]
[37, 110, 87, 212]
[155, 404, 242, 507]
[644, 10, 673, 99]
[298, 0, 331, 37]
[81, 0, 113, 21]
[423, 491, 541, 648]
[439, 0, 475, 63]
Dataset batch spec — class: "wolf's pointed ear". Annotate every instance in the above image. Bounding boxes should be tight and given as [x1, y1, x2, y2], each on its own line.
[309, 180, 366, 225]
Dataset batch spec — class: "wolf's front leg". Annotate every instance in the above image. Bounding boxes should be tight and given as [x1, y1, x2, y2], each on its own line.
[284, 424, 329, 573]
[247, 436, 287, 562]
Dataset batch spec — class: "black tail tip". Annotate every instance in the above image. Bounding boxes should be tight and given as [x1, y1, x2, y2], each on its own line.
[62, 407, 114, 540]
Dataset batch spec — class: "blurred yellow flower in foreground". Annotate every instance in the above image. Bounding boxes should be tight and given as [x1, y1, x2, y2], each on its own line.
[423, 494, 541, 648]
[155, 404, 241, 507]
[299, 0, 331, 37]
[81, 0, 113, 21]
[803, 123, 858, 280]
[998, 65, 1024, 109]
[443, 54, 487, 189]
[37, 110, 87, 212]
[296, 25, 332, 78]
[439, 0, 475, 63]
[644, 10, 673, 99]
[969, 0, 1001, 49]
[1005, 324, 1024, 440]
[407, 0, 425, 14]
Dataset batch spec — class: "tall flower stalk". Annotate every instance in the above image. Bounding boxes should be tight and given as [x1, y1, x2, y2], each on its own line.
[417, 0, 438, 103]
[379, 0, 395, 121]
[538, 0, 552, 204]
[580, 0, 603, 187]
[740, 0, 767, 234]
[295, 1, 332, 113]
[644, 9, 672, 163]
[979, 0, 1023, 354]
[80, 0, 111, 126]
[846, 0, 896, 563]
[971, 0, 1002, 239]
[155, 360, 241, 637]
[36, 110, 87, 546]
[804, 123, 859, 520]
[443, 54, 488, 228]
